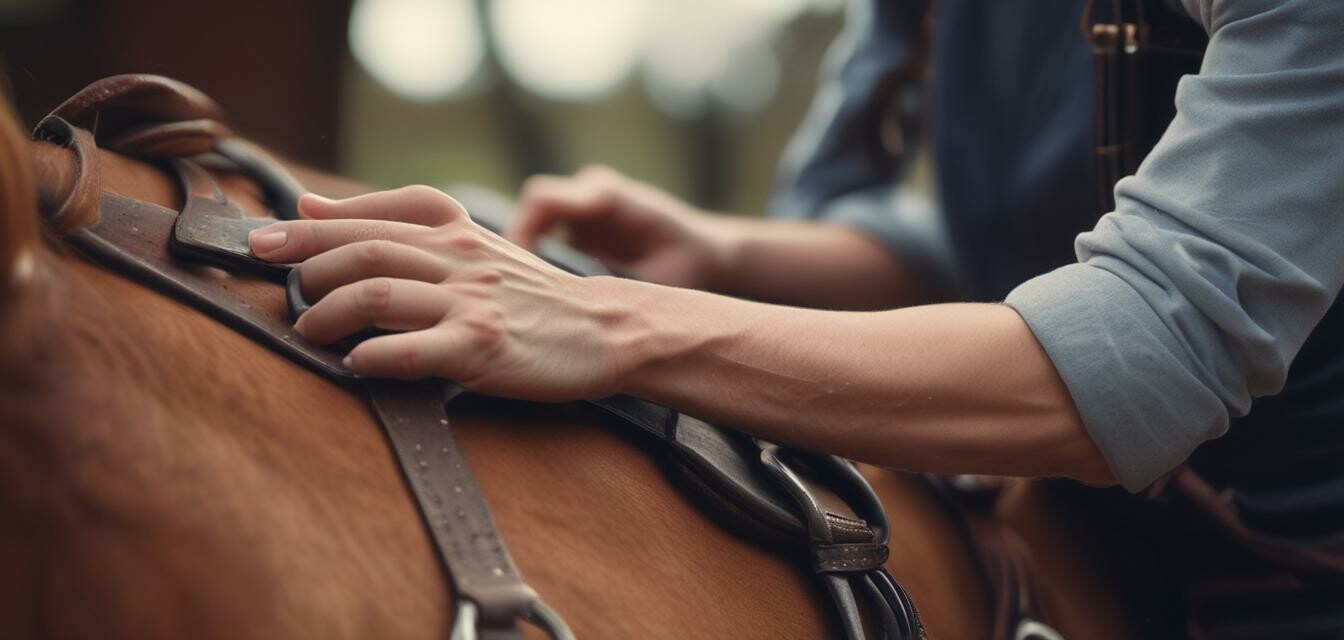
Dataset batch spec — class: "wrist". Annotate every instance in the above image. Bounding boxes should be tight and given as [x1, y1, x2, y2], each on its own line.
[694, 211, 748, 293]
[578, 274, 714, 399]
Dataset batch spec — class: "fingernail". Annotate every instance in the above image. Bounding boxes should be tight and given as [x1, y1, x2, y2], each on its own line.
[249, 229, 288, 255]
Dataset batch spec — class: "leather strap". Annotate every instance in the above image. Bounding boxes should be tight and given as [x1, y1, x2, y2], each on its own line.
[34, 73, 928, 639]
[33, 116, 101, 232]
[33, 116, 569, 639]
[760, 442, 925, 640]
[366, 379, 542, 637]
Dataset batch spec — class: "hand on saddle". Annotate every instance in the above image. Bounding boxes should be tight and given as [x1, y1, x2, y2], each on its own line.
[508, 165, 733, 290]
[247, 186, 632, 400]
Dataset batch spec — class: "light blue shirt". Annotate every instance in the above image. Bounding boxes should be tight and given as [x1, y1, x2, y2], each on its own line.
[772, 0, 1344, 492]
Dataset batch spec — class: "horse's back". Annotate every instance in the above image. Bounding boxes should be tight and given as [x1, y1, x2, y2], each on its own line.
[1, 235, 838, 638]
[0, 138, 1152, 639]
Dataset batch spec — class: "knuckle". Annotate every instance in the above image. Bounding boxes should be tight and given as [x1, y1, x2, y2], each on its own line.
[393, 343, 421, 377]
[356, 240, 394, 267]
[355, 278, 393, 314]
[463, 311, 505, 350]
[450, 233, 486, 253]
[437, 194, 469, 222]
[404, 184, 467, 223]
[472, 269, 503, 285]
[401, 184, 442, 202]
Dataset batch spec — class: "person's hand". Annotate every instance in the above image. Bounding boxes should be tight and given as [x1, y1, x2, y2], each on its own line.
[509, 165, 734, 289]
[247, 185, 633, 401]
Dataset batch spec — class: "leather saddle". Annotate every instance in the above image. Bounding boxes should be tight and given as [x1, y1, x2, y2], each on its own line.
[33, 74, 923, 640]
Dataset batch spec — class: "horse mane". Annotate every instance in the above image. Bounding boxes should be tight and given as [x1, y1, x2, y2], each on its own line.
[0, 87, 38, 293]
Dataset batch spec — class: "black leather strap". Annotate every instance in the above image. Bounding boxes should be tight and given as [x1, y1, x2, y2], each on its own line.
[758, 442, 925, 640]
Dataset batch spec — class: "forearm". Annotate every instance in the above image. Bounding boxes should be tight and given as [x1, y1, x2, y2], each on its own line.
[597, 277, 1113, 484]
[706, 217, 943, 310]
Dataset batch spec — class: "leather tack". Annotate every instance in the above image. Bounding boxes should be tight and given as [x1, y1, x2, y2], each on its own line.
[32, 116, 102, 232]
[813, 543, 891, 573]
[34, 73, 930, 640]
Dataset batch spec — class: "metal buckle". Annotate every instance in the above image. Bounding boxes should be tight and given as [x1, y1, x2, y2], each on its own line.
[450, 598, 575, 640]
[1015, 618, 1066, 640]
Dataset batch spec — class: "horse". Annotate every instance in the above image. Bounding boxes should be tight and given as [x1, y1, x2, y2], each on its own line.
[0, 77, 1143, 639]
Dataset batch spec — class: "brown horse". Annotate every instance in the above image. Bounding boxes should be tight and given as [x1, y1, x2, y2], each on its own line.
[0, 84, 1141, 639]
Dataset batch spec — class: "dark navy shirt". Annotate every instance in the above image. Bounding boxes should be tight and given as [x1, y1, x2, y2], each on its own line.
[768, 0, 1344, 528]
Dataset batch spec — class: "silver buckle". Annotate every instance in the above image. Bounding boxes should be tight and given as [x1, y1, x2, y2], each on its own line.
[1015, 618, 1066, 640]
[450, 598, 575, 640]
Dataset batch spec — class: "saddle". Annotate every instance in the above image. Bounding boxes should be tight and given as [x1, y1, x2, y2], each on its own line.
[33, 75, 924, 640]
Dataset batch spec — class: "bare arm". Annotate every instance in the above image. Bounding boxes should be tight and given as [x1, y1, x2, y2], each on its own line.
[599, 277, 1113, 484]
[708, 217, 945, 310]
[252, 188, 1112, 486]
[508, 166, 939, 311]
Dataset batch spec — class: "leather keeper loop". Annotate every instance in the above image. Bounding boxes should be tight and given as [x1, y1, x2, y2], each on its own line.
[813, 542, 891, 574]
[32, 115, 102, 232]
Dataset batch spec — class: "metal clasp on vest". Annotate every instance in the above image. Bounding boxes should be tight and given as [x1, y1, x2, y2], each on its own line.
[450, 598, 575, 640]
[1091, 22, 1139, 54]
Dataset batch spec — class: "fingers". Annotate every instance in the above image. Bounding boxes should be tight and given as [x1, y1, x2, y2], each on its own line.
[249, 185, 472, 262]
[300, 185, 469, 226]
[248, 217, 429, 263]
[299, 240, 450, 301]
[297, 277, 449, 344]
[345, 328, 464, 379]
[509, 169, 619, 249]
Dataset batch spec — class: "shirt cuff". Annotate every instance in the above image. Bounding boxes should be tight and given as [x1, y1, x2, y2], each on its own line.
[1005, 263, 1230, 492]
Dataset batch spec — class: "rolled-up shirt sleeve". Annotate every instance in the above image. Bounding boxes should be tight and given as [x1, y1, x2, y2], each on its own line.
[1005, 0, 1344, 491]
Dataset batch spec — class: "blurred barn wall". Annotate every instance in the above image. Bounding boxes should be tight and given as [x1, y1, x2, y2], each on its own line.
[3, 1, 843, 214]
[1, 0, 351, 168]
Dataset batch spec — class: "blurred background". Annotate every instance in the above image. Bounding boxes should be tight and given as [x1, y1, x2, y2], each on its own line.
[1, 0, 846, 216]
